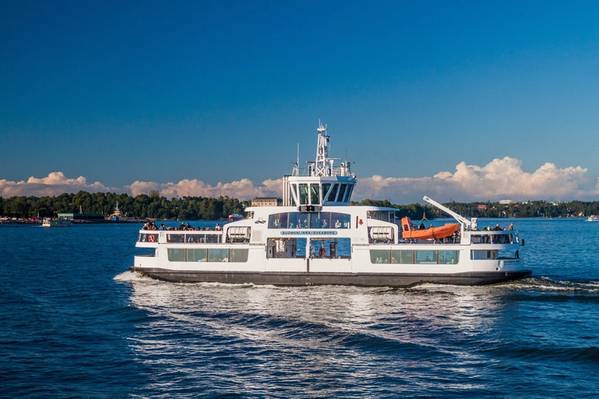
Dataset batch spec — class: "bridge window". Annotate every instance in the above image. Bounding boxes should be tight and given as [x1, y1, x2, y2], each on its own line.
[310, 184, 320, 204]
[328, 184, 339, 202]
[337, 184, 347, 202]
[344, 185, 353, 202]
[322, 183, 331, 201]
[299, 184, 309, 205]
[267, 238, 306, 258]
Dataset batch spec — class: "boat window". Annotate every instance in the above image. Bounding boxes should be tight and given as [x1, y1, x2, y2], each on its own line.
[370, 250, 390, 264]
[269, 213, 288, 228]
[337, 184, 347, 202]
[438, 250, 459, 264]
[298, 213, 309, 228]
[330, 212, 351, 228]
[322, 183, 331, 201]
[167, 248, 187, 262]
[299, 184, 309, 205]
[208, 248, 229, 262]
[267, 238, 307, 258]
[310, 184, 320, 204]
[290, 184, 298, 205]
[288, 212, 300, 228]
[187, 248, 208, 262]
[328, 184, 339, 202]
[139, 233, 158, 243]
[344, 185, 354, 202]
[186, 234, 204, 243]
[229, 249, 249, 262]
[492, 234, 511, 244]
[471, 235, 491, 244]
[167, 234, 185, 243]
[309, 212, 322, 229]
[471, 250, 498, 260]
[310, 238, 351, 259]
[367, 211, 393, 222]
[167, 248, 245, 262]
[370, 249, 459, 265]
[415, 250, 437, 264]
[388, 250, 415, 264]
[206, 234, 220, 243]
[268, 212, 351, 229]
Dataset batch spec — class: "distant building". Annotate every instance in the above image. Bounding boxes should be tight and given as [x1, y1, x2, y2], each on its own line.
[476, 204, 488, 211]
[251, 197, 281, 207]
[498, 199, 514, 205]
[57, 212, 74, 220]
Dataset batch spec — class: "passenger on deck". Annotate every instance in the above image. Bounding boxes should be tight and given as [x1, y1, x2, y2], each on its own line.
[334, 219, 341, 228]
[215, 224, 222, 231]
[319, 246, 326, 258]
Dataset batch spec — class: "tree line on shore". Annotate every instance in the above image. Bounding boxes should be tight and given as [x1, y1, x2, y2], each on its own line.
[352, 199, 599, 218]
[0, 192, 246, 220]
[1, 191, 598, 220]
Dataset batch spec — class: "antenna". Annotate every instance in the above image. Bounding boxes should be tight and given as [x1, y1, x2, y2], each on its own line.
[292, 143, 300, 176]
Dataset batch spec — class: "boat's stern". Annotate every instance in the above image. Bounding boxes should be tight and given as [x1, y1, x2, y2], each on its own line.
[464, 229, 531, 283]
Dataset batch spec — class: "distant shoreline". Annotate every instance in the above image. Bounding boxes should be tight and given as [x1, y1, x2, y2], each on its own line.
[1, 191, 598, 221]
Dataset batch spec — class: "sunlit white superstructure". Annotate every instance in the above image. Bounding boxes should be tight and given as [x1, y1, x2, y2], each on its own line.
[133, 122, 530, 286]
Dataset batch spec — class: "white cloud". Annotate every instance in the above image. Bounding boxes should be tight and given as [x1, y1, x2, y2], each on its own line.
[1, 158, 597, 202]
[128, 177, 283, 200]
[355, 157, 593, 202]
[0, 171, 112, 197]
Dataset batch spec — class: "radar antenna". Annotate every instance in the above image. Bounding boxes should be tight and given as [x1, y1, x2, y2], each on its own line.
[313, 120, 331, 177]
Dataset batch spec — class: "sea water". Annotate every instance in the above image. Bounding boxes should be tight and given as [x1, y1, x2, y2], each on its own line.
[1, 219, 598, 397]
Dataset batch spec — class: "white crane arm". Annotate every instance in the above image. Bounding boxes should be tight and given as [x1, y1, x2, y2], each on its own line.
[422, 196, 472, 228]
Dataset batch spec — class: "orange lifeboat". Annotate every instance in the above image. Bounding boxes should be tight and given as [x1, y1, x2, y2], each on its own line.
[401, 217, 459, 240]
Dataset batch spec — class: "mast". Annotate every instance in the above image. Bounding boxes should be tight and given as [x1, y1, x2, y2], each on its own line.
[313, 120, 331, 177]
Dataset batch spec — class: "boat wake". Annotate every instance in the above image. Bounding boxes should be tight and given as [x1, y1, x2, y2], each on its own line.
[498, 276, 599, 292]
[114, 270, 156, 283]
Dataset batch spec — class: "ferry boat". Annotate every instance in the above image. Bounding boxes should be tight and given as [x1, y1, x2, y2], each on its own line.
[41, 216, 71, 227]
[132, 123, 531, 286]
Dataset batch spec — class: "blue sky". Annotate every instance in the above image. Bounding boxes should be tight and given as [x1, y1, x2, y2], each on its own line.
[2, 1, 599, 200]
